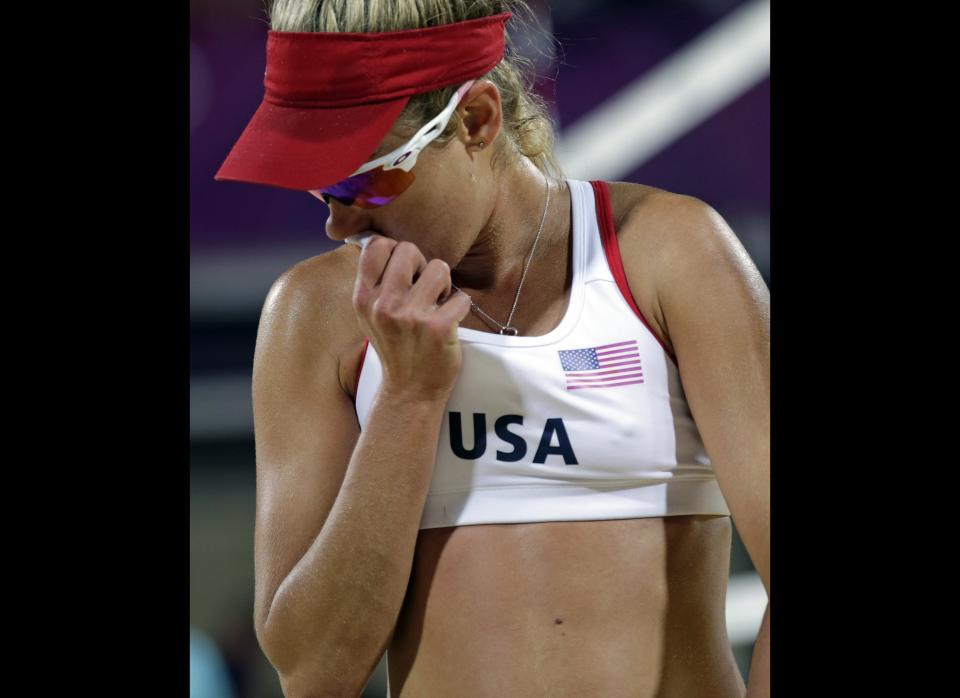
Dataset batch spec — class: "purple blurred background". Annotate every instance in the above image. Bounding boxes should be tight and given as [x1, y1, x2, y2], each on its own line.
[191, 0, 767, 258]
[190, 2, 769, 696]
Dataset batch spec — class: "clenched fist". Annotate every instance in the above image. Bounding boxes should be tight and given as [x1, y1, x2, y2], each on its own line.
[351, 234, 473, 403]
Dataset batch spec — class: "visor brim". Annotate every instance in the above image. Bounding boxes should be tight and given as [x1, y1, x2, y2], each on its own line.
[214, 96, 411, 192]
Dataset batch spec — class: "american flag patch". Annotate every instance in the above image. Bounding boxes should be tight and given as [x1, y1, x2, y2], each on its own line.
[558, 340, 644, 390]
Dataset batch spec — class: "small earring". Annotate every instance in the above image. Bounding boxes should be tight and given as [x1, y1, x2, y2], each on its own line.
[478, 139, 485, 148]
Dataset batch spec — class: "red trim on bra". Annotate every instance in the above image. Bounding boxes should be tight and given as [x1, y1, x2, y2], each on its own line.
[590, 180, 679, 368]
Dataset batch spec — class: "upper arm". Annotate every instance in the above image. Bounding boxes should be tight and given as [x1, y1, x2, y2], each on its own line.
[622, 193, 770, 592]
[251, 258, 361, 645]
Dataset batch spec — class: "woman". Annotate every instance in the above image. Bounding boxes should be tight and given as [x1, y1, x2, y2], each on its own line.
[215, 2, 770, 696]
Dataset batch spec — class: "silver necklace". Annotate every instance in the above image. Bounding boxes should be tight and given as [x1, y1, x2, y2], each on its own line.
[450, 171, 551, 336]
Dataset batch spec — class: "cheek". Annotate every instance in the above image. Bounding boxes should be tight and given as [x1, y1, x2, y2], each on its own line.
[417, 190, 480, 245]
[385, 154, 489, 247]
[387, 204, 466, 261]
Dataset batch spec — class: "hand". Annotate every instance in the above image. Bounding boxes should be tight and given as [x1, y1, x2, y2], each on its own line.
[352, 235, 473, 403]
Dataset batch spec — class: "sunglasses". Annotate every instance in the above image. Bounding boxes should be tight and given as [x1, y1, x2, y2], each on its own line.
[309, 80, 477, 209]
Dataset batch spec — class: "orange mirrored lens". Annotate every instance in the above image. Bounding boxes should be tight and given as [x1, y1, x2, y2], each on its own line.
[351, 167, 416, 209]
[313, 163, 417, 209]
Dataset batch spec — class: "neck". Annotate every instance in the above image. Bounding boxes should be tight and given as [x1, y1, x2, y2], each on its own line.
[451, 159, 569, 299]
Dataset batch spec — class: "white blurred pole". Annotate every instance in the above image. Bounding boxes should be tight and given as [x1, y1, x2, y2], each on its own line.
[726, 571, 768, 646]
[555, 0, 770, 181]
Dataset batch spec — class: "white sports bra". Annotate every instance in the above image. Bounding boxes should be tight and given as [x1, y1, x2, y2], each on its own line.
[353, 179, 731, 529]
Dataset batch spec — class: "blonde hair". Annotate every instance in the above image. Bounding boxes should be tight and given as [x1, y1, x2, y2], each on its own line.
[265, 0, 564, 179]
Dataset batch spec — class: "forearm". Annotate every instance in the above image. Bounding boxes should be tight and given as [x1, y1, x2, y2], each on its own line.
[262, 388, 447, 691]
[745, 602, 770, 698]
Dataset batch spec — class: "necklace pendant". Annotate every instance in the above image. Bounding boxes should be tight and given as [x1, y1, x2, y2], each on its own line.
[500, 326, 518, 336]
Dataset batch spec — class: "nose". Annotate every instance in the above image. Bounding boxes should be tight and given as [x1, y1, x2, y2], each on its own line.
[321, 195, 375, 242]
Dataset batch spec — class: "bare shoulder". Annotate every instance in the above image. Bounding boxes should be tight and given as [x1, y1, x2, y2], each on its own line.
[259, 244, 366, 397]
[606, 182, 748, 358]
[269, 244, 361, 332]
[603, 182, 707, 357]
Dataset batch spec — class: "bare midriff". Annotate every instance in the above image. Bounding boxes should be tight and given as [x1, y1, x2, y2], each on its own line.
[386, 515, 745, 698]
[328, 181, 745, 697]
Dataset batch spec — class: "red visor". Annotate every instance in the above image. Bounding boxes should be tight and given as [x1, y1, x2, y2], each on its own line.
[214, 12, 512, 192]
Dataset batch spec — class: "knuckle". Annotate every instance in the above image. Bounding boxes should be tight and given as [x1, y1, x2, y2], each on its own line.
[371, 297, 396, 323]
[369, 236, 395, 251]
[371, 297, 420, 331]
[395, 240, 417, 254]
[396, 311, 418, 331]
[397, 240, 425, 261]
[426, 258, 450, 277]
[352, 287, 369, 312]
[360, 238, 394, 265]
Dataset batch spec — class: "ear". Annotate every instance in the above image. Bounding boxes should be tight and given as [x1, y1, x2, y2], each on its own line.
[456, 80, 502, 152]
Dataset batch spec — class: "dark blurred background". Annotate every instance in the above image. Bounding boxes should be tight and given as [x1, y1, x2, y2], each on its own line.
[190, 1, 770, 696]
